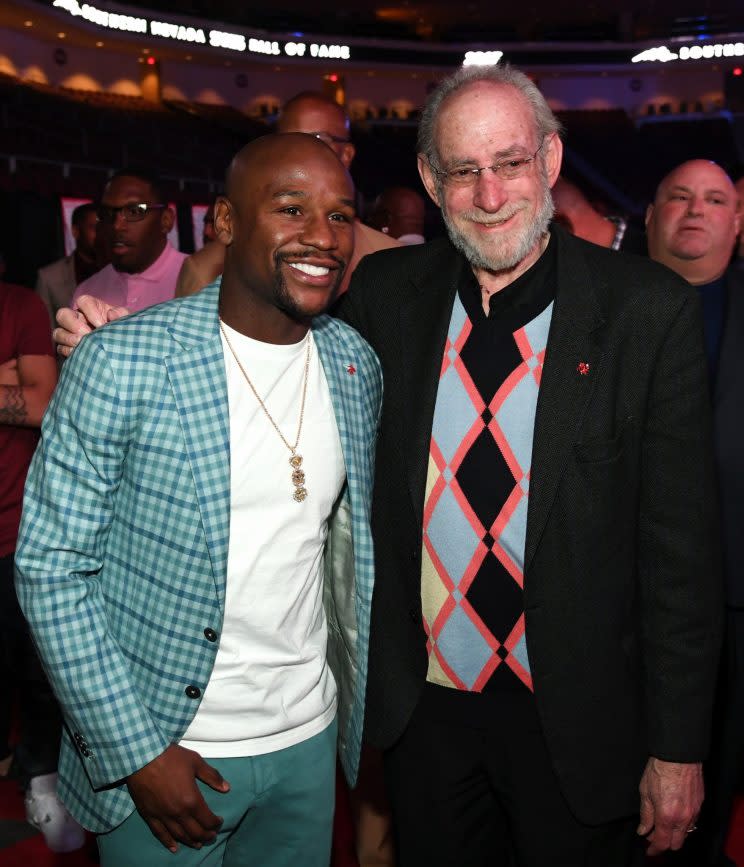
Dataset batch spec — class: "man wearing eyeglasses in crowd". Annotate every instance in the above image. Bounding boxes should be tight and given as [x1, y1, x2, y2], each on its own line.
[338, 63, 722, 866]
[56, 95, 398, 344]
[71, 168, 187, 315]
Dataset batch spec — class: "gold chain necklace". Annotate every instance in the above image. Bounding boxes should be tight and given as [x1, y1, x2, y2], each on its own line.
[219, 321, 311, 503]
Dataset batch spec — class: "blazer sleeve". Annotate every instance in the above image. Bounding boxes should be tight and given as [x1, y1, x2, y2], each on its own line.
[639, 289, 723, 762]
[15, 335, 171, 788]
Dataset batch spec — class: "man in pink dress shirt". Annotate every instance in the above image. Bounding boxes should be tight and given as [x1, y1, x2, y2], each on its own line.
[72, 169, 186, 314]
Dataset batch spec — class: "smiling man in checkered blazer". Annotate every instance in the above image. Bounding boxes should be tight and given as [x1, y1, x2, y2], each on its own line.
[15, 134, 381, 867]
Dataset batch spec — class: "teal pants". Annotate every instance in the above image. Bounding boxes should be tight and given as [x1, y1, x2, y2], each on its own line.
[97, 718, 337, 867]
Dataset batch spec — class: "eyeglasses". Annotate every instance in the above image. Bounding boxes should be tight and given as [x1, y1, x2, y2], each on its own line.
[312, 132, 351, 146]
[96, 203, 167, 224]
[429, 139, 545, 188]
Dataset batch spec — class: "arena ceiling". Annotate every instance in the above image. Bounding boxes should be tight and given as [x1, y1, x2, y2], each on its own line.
[123, 0, 744, 43]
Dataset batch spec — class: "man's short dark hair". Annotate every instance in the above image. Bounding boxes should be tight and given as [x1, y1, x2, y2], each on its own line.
[71, 202, 98, 227]
[107, 167, 165, 203]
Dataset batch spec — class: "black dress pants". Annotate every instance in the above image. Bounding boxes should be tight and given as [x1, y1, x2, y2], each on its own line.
[0, 553, 62, 786]
[383, 683, 645, 867]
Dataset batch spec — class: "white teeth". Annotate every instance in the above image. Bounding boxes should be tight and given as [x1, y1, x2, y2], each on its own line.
[290, 262, 330, 276]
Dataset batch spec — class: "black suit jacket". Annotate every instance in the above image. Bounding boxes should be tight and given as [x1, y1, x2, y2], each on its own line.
[339, 225, 723, 824]
[715, 266, 744, 608]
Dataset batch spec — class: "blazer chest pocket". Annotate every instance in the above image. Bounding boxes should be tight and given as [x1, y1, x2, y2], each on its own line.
[574, 430, 625, 464]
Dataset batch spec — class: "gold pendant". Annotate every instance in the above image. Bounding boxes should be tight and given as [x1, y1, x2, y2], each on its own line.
[290, 454, 308, 502]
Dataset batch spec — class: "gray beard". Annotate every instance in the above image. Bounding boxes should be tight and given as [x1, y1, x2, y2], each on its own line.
[440, 175, 555, 273]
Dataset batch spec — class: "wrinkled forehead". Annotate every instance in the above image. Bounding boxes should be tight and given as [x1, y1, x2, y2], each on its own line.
[658, 163, 735, 201]
[246, 150, 354, 205]
[434, 81, 539, 157]
[103, 175, 154, 205]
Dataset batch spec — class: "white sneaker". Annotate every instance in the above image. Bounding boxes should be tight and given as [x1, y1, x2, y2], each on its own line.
[24, 772, 86, 853]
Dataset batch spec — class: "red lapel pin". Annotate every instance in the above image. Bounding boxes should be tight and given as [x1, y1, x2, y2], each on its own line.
[577, 361, 590, 376]
[346, 363, 356, 375]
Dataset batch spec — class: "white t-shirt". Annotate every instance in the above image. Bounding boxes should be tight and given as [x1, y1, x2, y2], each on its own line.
[180, 324, 346, 757]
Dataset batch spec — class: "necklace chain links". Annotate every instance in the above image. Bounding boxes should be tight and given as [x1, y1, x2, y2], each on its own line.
[219, 322, 311, 503]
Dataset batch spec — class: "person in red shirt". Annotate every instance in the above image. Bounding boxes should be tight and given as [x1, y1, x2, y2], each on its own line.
[0, 280, 84, 853]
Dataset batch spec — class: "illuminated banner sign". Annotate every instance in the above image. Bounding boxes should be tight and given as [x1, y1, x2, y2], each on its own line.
[463, 50, 503, 66]
[53, 0, 146, 32]
[62, 0, 741, 69]
[632, 41, 744, 63]
[52, 0, 351, 60]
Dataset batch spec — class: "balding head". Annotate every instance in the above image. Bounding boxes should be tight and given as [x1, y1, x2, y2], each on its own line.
[215, 133, 356, 340]
[368, 186, 425, 240]
[277, 91, 355, 169]
[646, 159, 740, 285]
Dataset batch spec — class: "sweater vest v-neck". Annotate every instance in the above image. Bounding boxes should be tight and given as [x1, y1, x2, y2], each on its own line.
[422, 239, 555, 694]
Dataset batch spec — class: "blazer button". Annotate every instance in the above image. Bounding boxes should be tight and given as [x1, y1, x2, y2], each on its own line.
[408, 608, 419, 624]
[411, 549, 419, 561]
[185, 685, 201, 699]
[203, 628, 218, 642]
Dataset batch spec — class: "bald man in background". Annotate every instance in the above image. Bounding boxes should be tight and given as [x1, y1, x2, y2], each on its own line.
[646, 159, 743, 867]
[367, 186, 426, 245]
[174, 91, 401, 299]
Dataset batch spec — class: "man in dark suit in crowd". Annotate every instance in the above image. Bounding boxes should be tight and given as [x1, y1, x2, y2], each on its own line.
[339, 64, 722, 867]
[646, 159, 743, 867]
[35, 202, 100, 330]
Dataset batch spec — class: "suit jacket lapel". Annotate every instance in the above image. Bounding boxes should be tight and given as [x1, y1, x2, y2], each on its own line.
[400, 245, 461, 528]
[165, 283, 231, 608]
[524, 230, 607, 573]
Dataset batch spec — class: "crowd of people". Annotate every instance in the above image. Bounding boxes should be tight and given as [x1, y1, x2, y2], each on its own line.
[0, 63, 742, 867]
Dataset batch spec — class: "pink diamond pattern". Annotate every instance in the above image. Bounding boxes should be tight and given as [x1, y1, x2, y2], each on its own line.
[422, 297, 554, 693]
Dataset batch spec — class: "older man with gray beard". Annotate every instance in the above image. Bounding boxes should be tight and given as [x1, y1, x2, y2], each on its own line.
[338, 63, 722, 867]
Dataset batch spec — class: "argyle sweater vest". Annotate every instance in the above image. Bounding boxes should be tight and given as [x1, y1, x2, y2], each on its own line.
[422, 291, 553, 693]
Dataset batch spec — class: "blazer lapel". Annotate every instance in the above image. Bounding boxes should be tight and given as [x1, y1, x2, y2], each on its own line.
[400, 246, 461, 528]
[524, 230, 607, 573]
[165, 283, 231, 608]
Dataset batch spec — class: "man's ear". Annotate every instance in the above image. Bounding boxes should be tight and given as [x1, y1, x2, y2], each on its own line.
[418, 154, 441, 208]
[339, 142, 356, 170]
[644, 203, 654, 229]
[214, 197, 233, 245]
[71, 224, 80, 242]
[160, 206, 175, 234]
[543, 133, 563, 188]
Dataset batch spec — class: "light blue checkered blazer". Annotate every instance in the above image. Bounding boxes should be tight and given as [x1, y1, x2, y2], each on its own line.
[15, 281, 382, 832]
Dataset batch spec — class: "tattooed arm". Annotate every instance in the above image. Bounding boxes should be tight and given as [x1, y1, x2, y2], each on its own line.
[0, 354, 57, 427]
